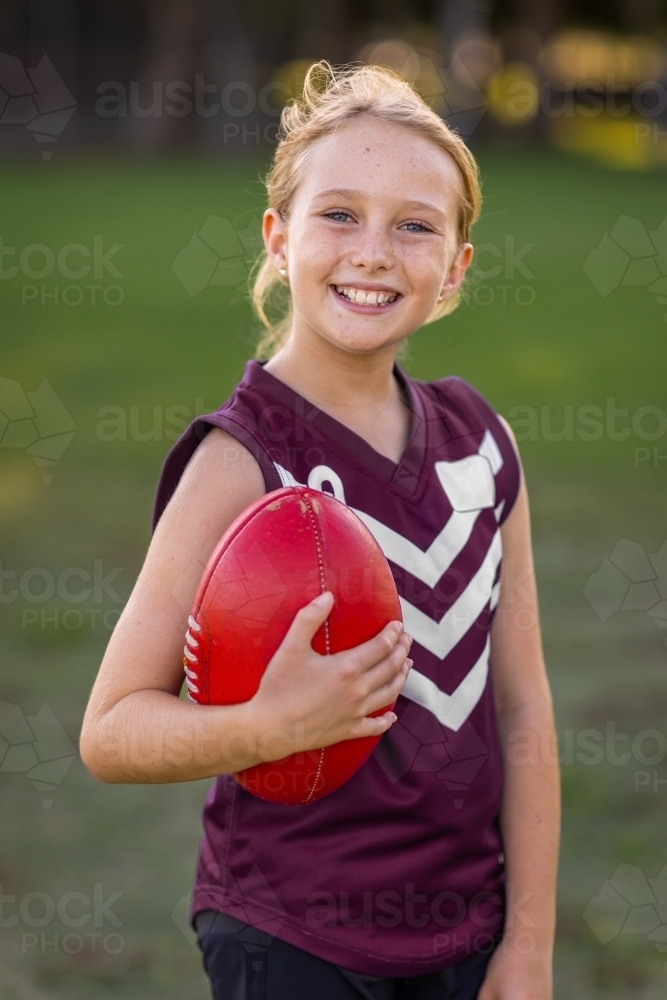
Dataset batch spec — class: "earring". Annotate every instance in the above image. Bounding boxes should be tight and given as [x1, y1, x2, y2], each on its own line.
[278, 267, 286, 276]
[437, 291, 444, 302]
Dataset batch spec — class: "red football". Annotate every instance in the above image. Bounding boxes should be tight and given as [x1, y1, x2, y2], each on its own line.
[182, 485, 402, 805]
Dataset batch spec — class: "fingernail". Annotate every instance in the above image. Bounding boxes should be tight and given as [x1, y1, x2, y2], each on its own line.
[406, 658, 413, 669]
[314, 591, 332, 606]
[393, 621, 404, 633]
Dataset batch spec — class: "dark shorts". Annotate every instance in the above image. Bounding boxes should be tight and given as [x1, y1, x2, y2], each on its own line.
[194, 909, 500, 1000]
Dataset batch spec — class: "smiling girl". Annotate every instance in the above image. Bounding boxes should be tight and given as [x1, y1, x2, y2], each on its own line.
[80, 63, 559, 1000]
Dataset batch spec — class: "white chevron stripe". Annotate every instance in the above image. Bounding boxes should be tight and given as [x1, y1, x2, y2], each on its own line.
[275, 463, 482, 588]
[399, 529, 502, 659]
[273, 456, 503, 731]
[479, 429, 503, 475]
[402, 637, 490, 732]
[435, 454, 495, 513]
[353, 508, 479, 588]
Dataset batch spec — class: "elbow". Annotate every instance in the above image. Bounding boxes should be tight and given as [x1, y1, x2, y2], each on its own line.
[79, 734, 107, 782]
[79, 724, 123, 783]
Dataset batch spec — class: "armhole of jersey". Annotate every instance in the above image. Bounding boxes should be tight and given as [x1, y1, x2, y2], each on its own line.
[432, 375, 522, 525]
[151, 412, 282, 535]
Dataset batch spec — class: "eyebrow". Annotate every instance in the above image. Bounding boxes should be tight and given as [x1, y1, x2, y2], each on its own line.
[311, 188, 449, 220]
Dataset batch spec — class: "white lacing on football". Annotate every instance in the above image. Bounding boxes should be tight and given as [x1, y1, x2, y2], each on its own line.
[183, 614, 202, 696]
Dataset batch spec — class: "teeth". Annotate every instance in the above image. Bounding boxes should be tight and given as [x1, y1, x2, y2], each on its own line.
[335, 286, 398, 306]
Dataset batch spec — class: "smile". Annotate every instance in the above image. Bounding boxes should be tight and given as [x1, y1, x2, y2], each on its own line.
[333, 285, 400, 307]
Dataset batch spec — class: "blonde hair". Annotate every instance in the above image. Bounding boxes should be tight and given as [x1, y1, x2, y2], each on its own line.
[251, 60, 482, 360]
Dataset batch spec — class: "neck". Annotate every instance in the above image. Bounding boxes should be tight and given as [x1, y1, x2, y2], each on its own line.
[263, 327, 401, 415]
[262, 324, 411, 464]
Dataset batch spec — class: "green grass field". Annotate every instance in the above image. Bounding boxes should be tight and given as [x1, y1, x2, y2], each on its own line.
[1, 145, 666, 998]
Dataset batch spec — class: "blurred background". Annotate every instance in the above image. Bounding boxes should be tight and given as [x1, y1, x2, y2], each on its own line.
[1, 1, 667, 997]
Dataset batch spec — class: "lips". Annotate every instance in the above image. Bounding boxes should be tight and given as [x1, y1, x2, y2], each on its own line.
[333, 285, 399, 307]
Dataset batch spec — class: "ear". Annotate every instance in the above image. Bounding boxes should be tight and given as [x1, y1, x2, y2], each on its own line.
[438, 242, 474, 303]
[263, 208, 288, 273]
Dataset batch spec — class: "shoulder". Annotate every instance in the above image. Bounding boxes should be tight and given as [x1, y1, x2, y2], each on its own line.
[417, 372, 510, 442]
[496, 412, 520, 458]
[158, 426, 266, 539]
[144, 427, 267, 605]
[152, 375, 284, 532]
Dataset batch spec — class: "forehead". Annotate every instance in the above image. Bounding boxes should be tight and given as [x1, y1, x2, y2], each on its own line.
[294, 116, 463, 217]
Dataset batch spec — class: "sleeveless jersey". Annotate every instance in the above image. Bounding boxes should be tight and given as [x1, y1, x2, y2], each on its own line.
[152, 359, 521, 977]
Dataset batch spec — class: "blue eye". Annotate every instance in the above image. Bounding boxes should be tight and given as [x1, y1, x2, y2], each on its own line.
[325, 210, 353, 223]
[401, 220, 431, 233]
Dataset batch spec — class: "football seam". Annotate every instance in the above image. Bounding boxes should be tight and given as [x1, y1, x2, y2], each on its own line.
[301, 492, 328, 804]
[301, 492, 331, 655]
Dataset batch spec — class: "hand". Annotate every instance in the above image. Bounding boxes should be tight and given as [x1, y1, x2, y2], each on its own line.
[251, 591, 412, 761]
[478, 937, 552, 1000]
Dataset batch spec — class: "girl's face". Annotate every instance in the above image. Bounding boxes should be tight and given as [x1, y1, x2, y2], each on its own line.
[263, 117, 473, 356]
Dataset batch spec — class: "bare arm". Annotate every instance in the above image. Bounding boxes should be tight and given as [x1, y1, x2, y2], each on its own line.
[79, 428, 411, 784]
[480, 459, 560, 998]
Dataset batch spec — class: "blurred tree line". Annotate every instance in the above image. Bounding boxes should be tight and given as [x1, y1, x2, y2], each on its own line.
[0, 0, 666, 150]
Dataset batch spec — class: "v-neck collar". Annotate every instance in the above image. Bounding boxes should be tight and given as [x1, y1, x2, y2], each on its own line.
[241, 358, 428, 498]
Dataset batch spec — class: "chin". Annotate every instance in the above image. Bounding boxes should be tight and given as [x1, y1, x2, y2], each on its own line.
[322, 326, 403, 355]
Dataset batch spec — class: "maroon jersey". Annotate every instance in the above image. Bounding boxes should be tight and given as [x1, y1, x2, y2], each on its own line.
[153, 359, 521, 976]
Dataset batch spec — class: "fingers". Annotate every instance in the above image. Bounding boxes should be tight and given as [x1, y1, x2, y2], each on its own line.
[352, 646, 413, 737]
[362, 631, 412, 691]
[363, 655, 413, 717]
[351, 710, 399, 740]
[331, 618, 406, 675]
[281, 590, 334, 652]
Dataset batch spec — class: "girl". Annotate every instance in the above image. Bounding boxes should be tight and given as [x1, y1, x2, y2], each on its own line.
[80, 62, 559, 1000]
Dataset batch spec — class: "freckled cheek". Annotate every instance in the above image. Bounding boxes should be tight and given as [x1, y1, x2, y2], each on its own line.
[400, 247, 448, 295]
[291, 232, 346, 285]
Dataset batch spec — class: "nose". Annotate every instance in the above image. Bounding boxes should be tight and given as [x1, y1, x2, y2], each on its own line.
[348, 221, 395, 273]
